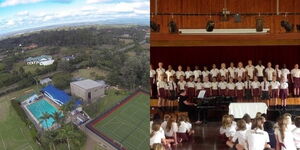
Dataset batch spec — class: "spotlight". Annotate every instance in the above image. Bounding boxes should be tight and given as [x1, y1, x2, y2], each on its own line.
[150, 21, 160, 32]
[281, 20, 293, 32]
[206, 20, 215, 32]
[256, 18, 264, 32]
[168, 20, 178, 33]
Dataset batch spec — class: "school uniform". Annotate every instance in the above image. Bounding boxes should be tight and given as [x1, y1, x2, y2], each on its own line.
[202, 82, 212, 97]
[232, 130, 247, 150]
[202, 70, 210, 81]
[219, 124, 237, 138]
[281, 68, 290, 82]
[219, 68, 228, 78]
[165, 122, 179, 141]
[193, 69, 202, 81]
[177, 81, 186, 93]
[164, 82, 170, 99]
[150, 69, 156, 91]
[270, 81, 280, 98]
[176, 71, 185, 80]
[186, 81, 195, 98]
[211, 82, 219, 96]
[245, 65, 255, 80]
[165, 69, 175, 82]
[291, 69, 300, 88]
[185, 71, 194, 79]
[227, 82, 236, 97]
[218, 81, 227, 96]
[156, 68, 165, 82]
[177, 121, 190, 142]
[210, 68, 219, 79]
[255, 65, 265, 82]
[244, 80, 252, 99]
[157, 81, 167, 98]
[292, 127, 300, 149]
[168, 81, 177, 100]
[150, 130, 165, 147]
[235, 82, 244, 99]
[227, 67, 236, 79]
[275, 128, 297, 150]
[251, 81, 261, 97]
[260, 81, 270, 100]
[275, 68, 282, 81]
[265, 67, 275, 81]
[195, 82, 203, 96]
[245, 129, 270, 150]
[235, 67, 246, 79]
[279, 82, 289, 99]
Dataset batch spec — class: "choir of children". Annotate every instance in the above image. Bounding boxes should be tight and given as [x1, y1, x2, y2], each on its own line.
[219, 113, 300, 150]
[151, 61, 300, 110]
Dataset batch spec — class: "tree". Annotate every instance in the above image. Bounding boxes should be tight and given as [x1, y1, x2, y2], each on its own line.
[51, 111, 64, 128]
[39, 112, 51, 129]
[56, 124, 80, 150]
[52, 72, 72, 89]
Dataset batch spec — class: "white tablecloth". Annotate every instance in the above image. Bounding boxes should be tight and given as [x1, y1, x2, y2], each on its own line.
[229, 103, 268, 118]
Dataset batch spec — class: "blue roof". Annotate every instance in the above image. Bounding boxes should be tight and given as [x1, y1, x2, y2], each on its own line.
[42, 85, 71, 105]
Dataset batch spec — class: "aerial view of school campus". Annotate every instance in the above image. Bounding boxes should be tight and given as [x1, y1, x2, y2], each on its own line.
[0, 0, 149, 150]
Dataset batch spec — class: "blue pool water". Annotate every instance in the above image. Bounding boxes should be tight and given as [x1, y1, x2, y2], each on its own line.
[26, 99, 59, 128]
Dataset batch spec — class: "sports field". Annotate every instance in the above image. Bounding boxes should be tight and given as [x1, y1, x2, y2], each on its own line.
[87, 90, 149, 150]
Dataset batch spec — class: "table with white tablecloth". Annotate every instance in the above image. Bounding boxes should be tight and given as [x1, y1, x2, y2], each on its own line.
[229, 103, 268, 118]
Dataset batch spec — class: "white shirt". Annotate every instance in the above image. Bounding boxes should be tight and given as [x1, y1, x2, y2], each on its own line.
[245, 65, 255, 79]
[260, 81, 270, 91]
[270, 81, 280, 89]
[195, 82, 203, 90]
[220, 124, 236, 137]
[275, 68, 282, 79]
[177, 81, 186, 90]
[218, 81, 227, 89]
[232, 130, 248, 150]
[246, 123, 252, 130]
[157, 81, 166, 88]
[165, 70, 175, 81]
[161, 121, 167, 131]
[236, 82, 244, 90]
[255, 65, 265, 77]
[202, 82, 212, 88]
[168, 81, 177, 91]
[281, 68, 290, 81]
[178, 121, 190, 133]
[292, 127, 300, 148]
[202, 70, 210, 80]
[245, 129, 269, 150]
[185, 71, 194, 79]
[251, 81, 260, 89]
[150, 69, 156, 78]
[291, 69, 300, 78]
[227, 83, 236, 90]
[164, 82, 169, 90]
[186, 81, 195, 88]
[235, 68, 246, 78]
[280, 82, 289, 89]
[150, 131, 165, 147]
[211, 82, 219, 90]
[265, 67, 275, 81]
[244, 81, 252, 89]
[176, 71, 185, 79]
[165, 122, 178, 137]
[228, 67, 236, 78]
[156, 68, 165, 81]
[210, 68, 219, 77]
[193, 70, 202, 80]
[275, 128, 297, 150]
[219, 68, 228, 77]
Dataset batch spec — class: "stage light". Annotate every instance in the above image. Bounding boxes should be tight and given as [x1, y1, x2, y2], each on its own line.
[150, 21, 160, 32]
[206, 20, 215, 32]
[281, 20, 293, 32]
[168, 20, 178, 33]
[256, 18, 264, 32]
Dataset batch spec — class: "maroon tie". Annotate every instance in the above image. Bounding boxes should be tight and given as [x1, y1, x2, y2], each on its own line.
[248, 81, 250, 89]
[264, 81, 266, 90]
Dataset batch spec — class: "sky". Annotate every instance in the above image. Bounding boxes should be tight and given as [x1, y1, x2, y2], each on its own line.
[0, 0, 149, 36]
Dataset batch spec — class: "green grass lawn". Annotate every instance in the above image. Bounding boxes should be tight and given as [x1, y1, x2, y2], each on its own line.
[84, 89, 130, 118]
[93, 92, 149, 150]
[72, 67, 108, 80]
[13, 61, 46, 73]
[0, 87, 41, 150]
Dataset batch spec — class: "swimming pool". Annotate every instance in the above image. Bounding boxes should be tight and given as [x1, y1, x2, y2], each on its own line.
[26, 99, 60, 128]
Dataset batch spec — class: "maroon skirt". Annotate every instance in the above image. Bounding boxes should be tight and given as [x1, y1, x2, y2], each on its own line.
[272, 89, 279, 98]
[253, 88, 260, 97]
[159, 88, 166, 98]
[280, 89, 288, 99]
[204, 88, 211, 97]
[187, 88, 195, 98]
[177, 132, 189, 142]
[236, 90, 243, 99]
[227, 89, 235, 97]
[212, 89, 218, 96]
[165, 90, 170, 99]
[294, 77, 300, 88]
[219, 89, 226, 96]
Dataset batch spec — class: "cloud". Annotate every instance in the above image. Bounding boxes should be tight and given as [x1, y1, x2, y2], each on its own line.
[0, 0, 43, 7]
[16, 10, 29, 16]
[86, 0, 111, 4]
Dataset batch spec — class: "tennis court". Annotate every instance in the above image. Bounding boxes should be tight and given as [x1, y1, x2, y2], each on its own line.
[88, 91, 149, 150]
